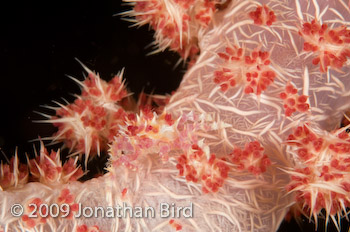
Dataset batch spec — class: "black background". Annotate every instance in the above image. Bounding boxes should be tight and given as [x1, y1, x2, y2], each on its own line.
[0, 1, 348, 231]
[0, 0, 183, 158]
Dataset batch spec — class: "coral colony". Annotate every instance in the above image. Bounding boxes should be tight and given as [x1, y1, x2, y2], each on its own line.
[1, 0, 350, 232]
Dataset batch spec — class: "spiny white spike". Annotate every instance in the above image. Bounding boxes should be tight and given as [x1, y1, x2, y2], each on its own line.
[75, 58, 94, 74]
[67, 151, 81, 158]
[25, 153, 31, 167]
[117, 78, 127, 95]
[295, 0, 303, 21]
[0, 147, 10, 163]
[95, 74, 104, 92]
[116, 10, 135, 17]
[52, 100, 69, 110]
[97, 140, 100, 157]
[39, 140, 47, 163]
[55, 149, 61, 164]
[0, 161, 4, 178]
[13, 149, 19, 187]
[118, 67, 125, 79]
[312, 0, 320, 20]
[33, 111, 52, 119]
[84, 135, 91, 168]
[28, 136, 56, 144]
[62, 166, 80, 181]
[125, 92, 134, 98]
[39, 104, 59, 111]
[34, 117, 77, 124]
[33, 160, 45, 178]
[65, 74, 85, 88]
[330, 214, 340, 231]
[136, 114, 141, 123]
[32, 143, 38, 158]
[60, 97, 71, 105]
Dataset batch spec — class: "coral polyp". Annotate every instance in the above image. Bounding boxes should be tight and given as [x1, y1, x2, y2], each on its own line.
[121, 0, 223, 61]
[0, 153, 28, 190]
[228, 141, 271, 176]
[41, 67, 130, 166]
[214, 45, 276, 94]
[285, 124, 350, 229]
[249, 4, 276, 26]
[28, 142, 84, 185]
[279, 82, 310, 116]
[299, 19, 350, 72]
[0, 142, 84, 190]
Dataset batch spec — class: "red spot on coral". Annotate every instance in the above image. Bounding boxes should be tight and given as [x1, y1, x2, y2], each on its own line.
[169, 219, 183, 231]
[26, 219, 36, 228]
[76, 225, 101, 232]
[218, 52, 229, 60]
[228, 141, 271, 175]
[165, 113, 174, 125]
[300, 20, 350, 72]
[208, 154, 216, 165]
[244, 86, 254, 94]
[220, 83, 229, 91]
[249, 5, 276, 26]
[56, 188, 79, 219]
[76, 225, 88, 232]
[342, 182, 350, 192]
[176, 143, 230, 193]
[280, 82, 309, 116]
[22, 215, 29, 221]
[214, 46, 275, 95]
[22, 198, 51, 228]
[122, 188, 128, 198]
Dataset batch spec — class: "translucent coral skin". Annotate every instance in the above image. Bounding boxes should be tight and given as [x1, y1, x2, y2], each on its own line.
[1, 1, 350, 232]
[167, 0, 350, 230]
